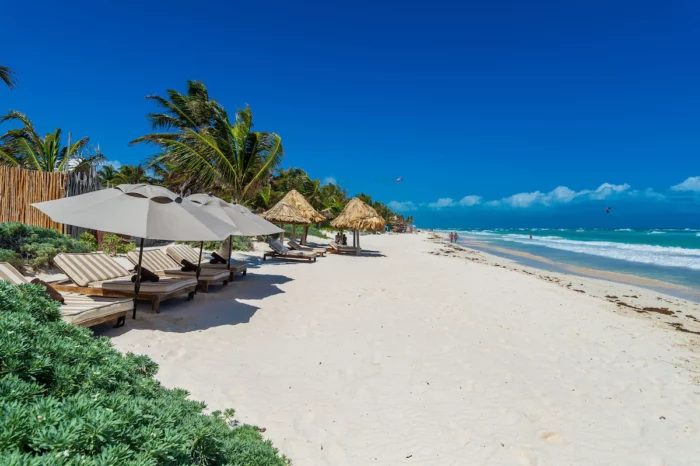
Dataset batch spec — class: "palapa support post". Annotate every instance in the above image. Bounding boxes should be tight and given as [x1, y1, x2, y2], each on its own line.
[195, 241, 204, 293]
[302, 225, 309, 245]
[132, 238, 145, 319]
[280, 223, 285, 242]
[227, 235, 233, 272]
[357, 229, 361, 249]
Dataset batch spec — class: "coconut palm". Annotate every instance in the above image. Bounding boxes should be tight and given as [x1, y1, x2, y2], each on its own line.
[0, 111, 103, 172]
[114, 164, 152, 184]
[132, 81, 283, 204]
[0, 64, 16, 89]
[97, 165, 119, 187]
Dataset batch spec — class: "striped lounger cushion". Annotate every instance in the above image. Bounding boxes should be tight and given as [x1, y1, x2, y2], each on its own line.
[166, 245, 248, 274]
[0, 261, 130, 326]
[126, 250, 229, 281]
[53, 252, 197, 294]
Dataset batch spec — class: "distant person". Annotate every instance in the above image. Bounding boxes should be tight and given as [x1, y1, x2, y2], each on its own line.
[449, 232, 454, 243]
[342, 233, 348, 246]
[530, 234, 533, 240]
[454, 232, 459, 242]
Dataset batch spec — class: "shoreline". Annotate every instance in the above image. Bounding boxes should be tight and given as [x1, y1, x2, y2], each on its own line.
[450, 236, 700, 304]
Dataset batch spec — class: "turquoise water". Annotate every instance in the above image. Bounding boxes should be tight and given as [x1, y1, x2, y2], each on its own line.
[453, 228, 700, 291]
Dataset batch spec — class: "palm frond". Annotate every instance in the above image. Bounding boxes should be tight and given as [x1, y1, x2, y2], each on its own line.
[0, 65, 17, 89]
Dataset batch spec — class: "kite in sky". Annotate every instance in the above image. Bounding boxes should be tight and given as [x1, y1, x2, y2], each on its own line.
[395, 177, 403, 183]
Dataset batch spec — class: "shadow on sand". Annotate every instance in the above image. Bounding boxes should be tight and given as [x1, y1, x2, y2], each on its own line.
[95, 273, 292, 336]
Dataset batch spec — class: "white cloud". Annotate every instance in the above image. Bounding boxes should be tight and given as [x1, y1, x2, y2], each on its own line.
[671, 176, 700, 192]
[496, 182, 631, 208]
[588, 183, 630, 200]
[102, 160, 122, 170]
[428, 197, 455, 209]
[387, 200, 417, 212]
[322, 177, 337, 186]
[548, 186, 578, 203]
[458, 195, 482, 207]
[502, 191, 546, 208]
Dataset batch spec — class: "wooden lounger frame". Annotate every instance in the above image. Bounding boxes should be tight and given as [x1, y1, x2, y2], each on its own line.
[263, 251, 317, 263]
[51, 281, 196, 314]
[328, 243, 361, 255]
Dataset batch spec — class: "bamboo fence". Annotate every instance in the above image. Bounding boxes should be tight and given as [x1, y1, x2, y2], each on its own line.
[0, 166, 68, 232]
[0, 166, 101, 237]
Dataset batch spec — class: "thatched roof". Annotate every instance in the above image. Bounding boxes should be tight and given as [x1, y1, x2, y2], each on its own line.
[261, 200, 310, 225]
[281, 189, 325, 223]
[331, 197, 386, 231]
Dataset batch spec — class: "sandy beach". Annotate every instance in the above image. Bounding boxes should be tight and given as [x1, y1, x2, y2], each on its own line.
[99, 233, 700, 465]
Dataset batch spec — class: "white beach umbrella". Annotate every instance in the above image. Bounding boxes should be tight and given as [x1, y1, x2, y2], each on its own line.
[186, 193, 282, 270]
[32, 184, 235, 318]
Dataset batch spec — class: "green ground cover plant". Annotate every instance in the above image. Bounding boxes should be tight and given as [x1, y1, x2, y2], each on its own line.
[0, 280, 289, 465]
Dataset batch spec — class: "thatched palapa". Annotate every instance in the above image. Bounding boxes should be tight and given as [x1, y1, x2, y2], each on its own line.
[260, 201, 310, 225]
[331, 197, 386, 231]
[281, 189, 325, 223]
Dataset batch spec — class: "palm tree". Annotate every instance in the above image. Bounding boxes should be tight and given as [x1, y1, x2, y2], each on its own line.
[132, 81, 283, 204]
[319, 183, 349, 217]
[97, 165, 119, 187]
[0, 64, 16, 89]
[114, 164, 152, 184]
[0, 111, 104, 172]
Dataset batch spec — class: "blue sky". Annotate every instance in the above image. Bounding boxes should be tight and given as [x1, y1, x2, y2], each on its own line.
[2, 0, 699, 228]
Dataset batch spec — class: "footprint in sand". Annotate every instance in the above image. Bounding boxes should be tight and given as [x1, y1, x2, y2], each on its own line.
[539, 430, 565, 445]
[511, 447, 539, 466]
[522, 411, 542, 423]
[321, 442, 349, 465]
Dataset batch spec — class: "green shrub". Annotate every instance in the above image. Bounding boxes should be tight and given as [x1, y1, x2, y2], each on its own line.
[0, 249, 22, 269]
[0, 223, 90, 270]
[0, 281, 289, 465]
[79, 232, 98, 251]
[178, 236, 253, 253]
[101, 234, 136, 256]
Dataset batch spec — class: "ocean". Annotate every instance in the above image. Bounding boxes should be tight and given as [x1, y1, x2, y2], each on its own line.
[452, 228, 700, 293]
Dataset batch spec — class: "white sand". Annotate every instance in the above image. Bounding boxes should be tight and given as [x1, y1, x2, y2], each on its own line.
[100, 233, 700, 465]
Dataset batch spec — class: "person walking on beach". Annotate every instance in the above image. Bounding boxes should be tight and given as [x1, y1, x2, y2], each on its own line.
[449, 232, 454, 243]
[454, 232, 459, 242]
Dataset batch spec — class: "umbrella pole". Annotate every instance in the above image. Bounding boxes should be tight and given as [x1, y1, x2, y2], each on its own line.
[227, 235, 233, 272]
[302, 225, 308, 245]
[352, 229, 356, 248]
[195, 241, 204, 293]
[132, 238, 144, 319]
[357, 230, 361, 249]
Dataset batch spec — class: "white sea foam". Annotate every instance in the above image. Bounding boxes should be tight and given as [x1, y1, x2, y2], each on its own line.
[648, 231, 666, 235]
[494, 234, 700, 270]
[615, 228, 632, 232]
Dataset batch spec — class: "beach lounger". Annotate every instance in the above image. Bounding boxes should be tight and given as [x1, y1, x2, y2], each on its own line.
[287, 239, 327, 257]
[264, 239, 317, 263]
[52, 252, 197, 313]
[127, 249, 230, 293]
[166, 244, 247, 281]
[328, 241, 361, 255]
[0, 262, 130, 328]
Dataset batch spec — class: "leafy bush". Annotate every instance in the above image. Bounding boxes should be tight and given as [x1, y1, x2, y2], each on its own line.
[0, 248, 22, 269]
[179, 236, 253, 253]
[79, 232, 98, 251]
[0, 281, 289, 465]
[0, 223, 90, 270]
[101, 234, 136, 256]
